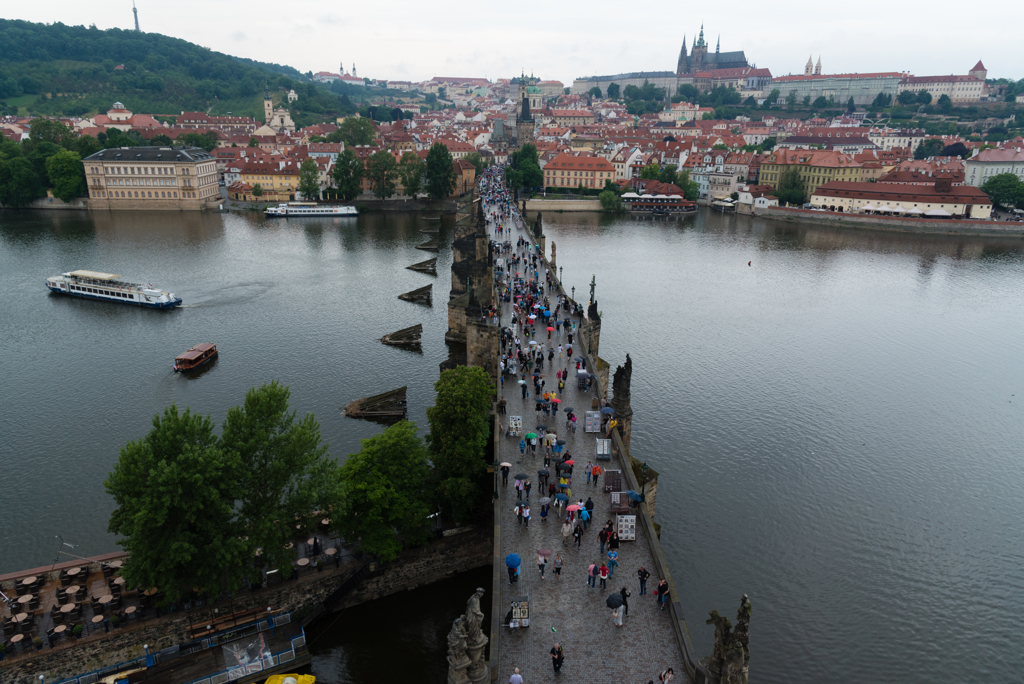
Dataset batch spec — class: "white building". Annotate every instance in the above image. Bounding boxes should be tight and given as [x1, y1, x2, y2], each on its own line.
[964, 148, 1024, 187]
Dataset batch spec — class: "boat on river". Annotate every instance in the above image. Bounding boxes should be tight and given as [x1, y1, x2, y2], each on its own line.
[46, 270, 182, 308]
[265, 202, 357, 217]
[174, 343, 218, 372]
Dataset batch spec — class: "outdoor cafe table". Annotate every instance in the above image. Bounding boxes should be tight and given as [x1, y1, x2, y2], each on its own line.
[296, 558, 310, 567]
[109, 560, 123, 569]
[20, 576, 37, 587]
[53, 624, 67, 634]
[16, 595, 32, 606]
[66, 567, 82, 577]
[98, 595, 113, 605]
[59, 604, 75, 613]
[13, 612, 28, 622]
[112, 577, 125, 586]
[91, 615, 104, 626]
[8, 634, 24, 645]
[65, 584, 80, 595]
[124, 606, 137, 616]
[325, 548, 337, 556]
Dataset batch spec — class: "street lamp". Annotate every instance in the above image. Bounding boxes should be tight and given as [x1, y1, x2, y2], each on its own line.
[571, 286, 575, 302]
[640, 462, 648, 503]
[493, 460, 500, 501]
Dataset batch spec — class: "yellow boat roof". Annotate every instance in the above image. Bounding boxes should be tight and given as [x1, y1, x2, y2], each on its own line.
[264, 676, 315, 684]
[69, 270, 121, 280]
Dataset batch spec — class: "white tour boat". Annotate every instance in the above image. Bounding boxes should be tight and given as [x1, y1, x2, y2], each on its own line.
[46, 270, 182, 309]
[265, 202, 358, 217]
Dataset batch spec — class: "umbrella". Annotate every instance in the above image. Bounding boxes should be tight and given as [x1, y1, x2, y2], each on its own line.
[554, 493, 569, 501]
[544, 311, 552, 317]
[547, 326, 555, 332]
[624, 490, 642, 501]
[537, 425, 548, 431]
[525, 432, 538, 439]
[539, 496, 552, 505]
[556, 439, 566, 446]
[605, 593, 624, 609]
[518, 379, 527, 385]
[551, 398, 561, 403]
[558, 482, 569, 488]
[538, 469, 550, 477]
[529, 341, 538, 346]
[556, 462, 571, 471]
[533, 303, 541, 309]
[500, 462, 512, 467]
[515, 473, 529, 480]
[537, 548, 553, 557]
[505, 553, 521, 568]
[563, 407, 574, 413]
[577, 372, 590, 379]
[601, 407, 615, 414]
[566, 504, 582, 511]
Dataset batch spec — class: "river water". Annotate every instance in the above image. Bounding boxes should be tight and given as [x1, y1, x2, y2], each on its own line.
[2, 208, 1023, 682]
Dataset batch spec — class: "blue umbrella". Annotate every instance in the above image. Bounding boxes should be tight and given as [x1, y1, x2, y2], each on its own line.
[505, 553, 521, 568]
[558, 483, 569, 488]
[543, 310, 552, 317]
[601, 407, 616, 415]
[624, 490, 642, 502]
[554, 493, 569, 501]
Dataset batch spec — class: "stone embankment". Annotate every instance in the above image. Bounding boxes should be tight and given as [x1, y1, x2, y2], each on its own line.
[755, 205, 1024, 238]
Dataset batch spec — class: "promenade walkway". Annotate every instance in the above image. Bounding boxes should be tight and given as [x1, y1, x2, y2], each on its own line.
[487, 201, 685, 683]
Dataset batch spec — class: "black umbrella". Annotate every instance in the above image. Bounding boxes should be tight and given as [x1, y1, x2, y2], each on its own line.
[536, 425, 548, 431]
[563, 407, 574, 413]
[556, 439, 567, 446]
[556, 462, 572, 472]
[538, 469, 550, 477]
[605, 593, 624, 609]
[514, 473, 529, 480]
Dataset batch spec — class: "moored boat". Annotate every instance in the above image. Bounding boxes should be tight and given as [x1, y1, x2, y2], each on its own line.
[174, 343, 218, 372]
[264, 676, 315, 684]
[46, 270, 181, 308]
[265, 202, 357, 217]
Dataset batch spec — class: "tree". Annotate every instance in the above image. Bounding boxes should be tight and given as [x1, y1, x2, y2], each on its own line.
[937, 94, 953, 113]
[981, 173, 1024, 209]
[897, 90, 918, 106]
[251, 183, 263, 198]
[45, 149, 85, 202]
[336, 421, 432, 561]
[297, 158, 321, 200]
[786, 92, 798, 109]
[150, 134, 174, 147]
[916, 90, 932, 105]
[803, 95, 812, 107]
[940, 142, 970, 159]
[599, 189, 621, 211]
[872, 92, 893, 108]
[677, 84, 700, 103]
[425, 366, 493, 524]
[0, 156, 45, 207]
[847, 97, 856, 113]
[391, 107, 403, 121]
[366, 150, 398, 199]
[743, 96, 757, 107]
[677, 169, 699, 201]
[220, 381, 336, 581]
[639, 163, 660, 180]
[399, 151, 424, 197]
[606, 82, 620, 100]
[914, 138, 945, 159]
[589, 86, 602, 98]
[328, 117, 376, 146]
[332, 148, 364, 201]
[425, 142, 456, 200]
[248, 137, 259, 148]
[774, 166, 805, 206]
[176, 131, 219, 152]
[813, 96, 828, 109]
[463, 151, 484, 176]
[105, 405, 246, 603]
[29, 118, 77, 148]
[658, 164, 678, 186]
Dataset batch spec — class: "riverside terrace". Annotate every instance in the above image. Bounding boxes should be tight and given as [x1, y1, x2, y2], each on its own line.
[0, 522, 353, 678]
[482, 202, 727, 684]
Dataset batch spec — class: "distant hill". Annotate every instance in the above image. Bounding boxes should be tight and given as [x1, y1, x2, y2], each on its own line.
[0, 18, 383, 126]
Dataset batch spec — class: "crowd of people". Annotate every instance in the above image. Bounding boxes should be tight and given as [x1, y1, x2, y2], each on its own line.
[480, 165, 679, 684]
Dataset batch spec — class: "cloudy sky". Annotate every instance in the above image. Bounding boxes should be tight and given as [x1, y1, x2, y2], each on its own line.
[6, 1, 1017, 84]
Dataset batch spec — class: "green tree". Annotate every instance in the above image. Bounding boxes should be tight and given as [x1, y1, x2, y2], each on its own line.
[658, 164, 678, 186]
[676, 169, 699, 201]
[677, 84, 700, 103]
[45, 149, 85, 202]
[623, 84, 642, 101]
[248, 137, 259, 148]
[941, 142, 970, 158]
[639, 163, 660, 180]
[425, 142, 456, 200]
[803, 95, 812, 107]
[297, 158, 321, 200]
[774, 166, 805, 206]
[872, 92, 893, 108]
[29, 118, 77, 148]
[813, 96, 828, 108]
[150, 134, 174, 147]
[252, 183, 263, 198]
[786, 91, 798, 108]
[599, 189, 621, 211]
[426, 366, 493, 524]
[104, 405, 245, 602]
[399, 151, 424, 197]
[914, 138, 945, 160]
[589, 86, 602, 98]
[847, 97, 856, 112]
[336, 421, 432, 561]
[463, 151, 484, 176]
[220, 381, 336, 580]
[328, 117, 376, 147]
[606, 82, 620, 99]
[897, 90, 918, 106]
[366, 150, 398, 199]
[176, 131, 219, 152]
[981, 173, 1024, 209]
[937, 94, 953, 113]
[332, 148, 364, 201]
[0, 156, 45, 207]
[75, 135, 101, 159]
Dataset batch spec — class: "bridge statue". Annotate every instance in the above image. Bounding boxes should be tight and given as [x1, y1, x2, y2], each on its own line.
[447, 588, 489, 684]
[705, 594, 752, 684]
[446, 616, 471, 684]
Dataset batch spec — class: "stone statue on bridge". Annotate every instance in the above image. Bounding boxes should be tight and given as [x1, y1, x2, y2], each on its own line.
[447, 588, 489, 684]
[705, 594, 751, 684]
[447, 616, 471, 684]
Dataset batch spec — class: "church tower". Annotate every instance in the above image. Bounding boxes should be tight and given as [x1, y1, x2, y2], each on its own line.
[815, 56, 822, 75]
[691, 25, 708, 72]
[677, 34, 688, 76]
[805, 56, 813, 76]
[263, 86, 273, 124]
[516, 73, 534, 150]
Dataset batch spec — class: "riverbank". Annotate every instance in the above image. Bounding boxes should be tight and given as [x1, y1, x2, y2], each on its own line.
[755, 205, 1024, 238]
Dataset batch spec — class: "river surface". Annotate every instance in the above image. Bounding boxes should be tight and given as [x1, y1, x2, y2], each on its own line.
[2, 208, 1024, 682]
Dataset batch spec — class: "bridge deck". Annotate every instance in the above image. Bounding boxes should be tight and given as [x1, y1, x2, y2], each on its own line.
[490, 205, 686, 683]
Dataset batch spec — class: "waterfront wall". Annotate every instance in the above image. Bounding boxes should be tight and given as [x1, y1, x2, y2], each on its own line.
[755, 206, 1024, 238]
[0, 196, 88, 211]
[524, 199, 602, 212]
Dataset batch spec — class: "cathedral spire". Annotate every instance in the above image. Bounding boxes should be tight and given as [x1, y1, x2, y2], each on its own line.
[716, 35, 720, 53]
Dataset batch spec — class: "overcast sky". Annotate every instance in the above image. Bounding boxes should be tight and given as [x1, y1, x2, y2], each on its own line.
[7, 1, 1018, 84]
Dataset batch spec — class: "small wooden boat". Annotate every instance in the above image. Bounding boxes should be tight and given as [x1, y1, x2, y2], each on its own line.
[264, 676, 315, 684]
[174, 343, 218, 372]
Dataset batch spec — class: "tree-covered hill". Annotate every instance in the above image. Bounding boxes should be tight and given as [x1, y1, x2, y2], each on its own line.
[0, 18, 381, 125]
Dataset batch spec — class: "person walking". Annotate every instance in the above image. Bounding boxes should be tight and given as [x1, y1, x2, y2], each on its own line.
[519, 438, 526, 457]
[591, 463, 601, 486]
[515, 478, 524, 501]
[561, 520, 572, 547]
[537, 552, 546, 579]
[587, 562, 597, 588]
[584, 496, 594, 526]
[657, 579, 670, 610]
[609, 531, 621, 555]
[515, 504, 523, 526]
[607, 549, 619, 577]
[612, 605, 623, 628]
[509, 668, 524, 684]
[659, 667, 675, 683]
[553, 554, 563, 580]
[598, 528, 609, 555]
[522, 503, 531, 528]
[620, 585, 632, 617]
[524, 479, 532, 501]
[507, 564, 516, 585]
[585, 462, 593, 484]
[501, 464, 510, 486]
[573, 524, 583, 549]
[599, 562, 609, 590]
[638, 566, 651, 595]
[550, 643, 564, 677]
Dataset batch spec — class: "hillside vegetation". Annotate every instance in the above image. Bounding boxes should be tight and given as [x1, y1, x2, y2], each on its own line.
[0, 19, 393, 126]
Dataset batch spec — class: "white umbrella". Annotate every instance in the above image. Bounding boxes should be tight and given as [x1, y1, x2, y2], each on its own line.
[861, 203, 876, 212]
[925, 208, 951, 217]
[906, 207, 923, 214]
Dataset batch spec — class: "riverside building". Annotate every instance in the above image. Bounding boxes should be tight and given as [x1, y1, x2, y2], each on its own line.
[83, 146, 219, 211]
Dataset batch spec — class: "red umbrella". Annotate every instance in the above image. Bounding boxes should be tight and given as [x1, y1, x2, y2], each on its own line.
[566, 504, 581, 511]
[547, 326, 555, 331]
[551, 398, 561, 403]
[564, 459, 574, 465]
